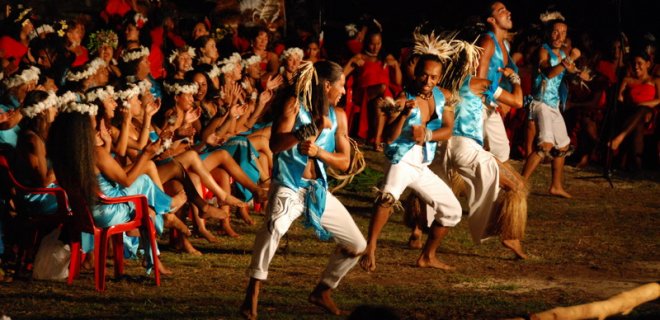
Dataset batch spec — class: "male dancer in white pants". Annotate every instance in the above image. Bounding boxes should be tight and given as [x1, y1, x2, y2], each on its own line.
[477, 1, 524, 162]
[360, 34, 463, 272]
[241, 61, 366, 318]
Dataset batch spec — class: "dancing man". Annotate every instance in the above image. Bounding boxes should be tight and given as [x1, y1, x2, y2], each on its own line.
[521, 17, 580, 198]
[360, 32, 465, 272]
[241, 61, 366, 318]
[477, 1, 524, 162]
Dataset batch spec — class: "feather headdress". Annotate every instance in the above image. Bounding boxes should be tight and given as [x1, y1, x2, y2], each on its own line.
[293, 61, 318, 112]
[412, 28, 483, 97]
[254, 0, 281, 24]
[539, 11, 565, 23]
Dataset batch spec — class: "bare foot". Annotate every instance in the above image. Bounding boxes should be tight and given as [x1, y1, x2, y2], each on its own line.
[549, 187, 572, 199]
[199, 204, 229, 220]
[222, 218, 241, 238]
[223, 194, 247, 208]
[158, 261, 173, 275]
[359, 249, 377, 272]
[502, 239, 528, 260]
[238, 207, 255, 226]
[82, 253, 94, 271]
[253, 187, 269, 203]
[164, 213, 192, 236]
[182, 238, 202, 256]
[241, 279, 260, 320]
[416, 255, 455, 271]
[408, 229, 423, 249]
[196, 228, 219, 243]
[308, 284, 343, 315]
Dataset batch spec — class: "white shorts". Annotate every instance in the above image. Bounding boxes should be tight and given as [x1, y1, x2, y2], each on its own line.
[483, 104, 510, 162]
[530, 101, 570, 148]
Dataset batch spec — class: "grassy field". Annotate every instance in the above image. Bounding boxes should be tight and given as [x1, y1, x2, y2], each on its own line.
[1, 150, 659, 319]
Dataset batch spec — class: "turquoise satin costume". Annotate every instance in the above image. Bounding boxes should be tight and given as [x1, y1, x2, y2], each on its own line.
[453, 76, 484, 145]
[533, 43, 566, 109]
[384, 87, 446, 164]
[484, 32, 518, 105]
[272, 103, 337, 240]
[0, 96, 21, 147]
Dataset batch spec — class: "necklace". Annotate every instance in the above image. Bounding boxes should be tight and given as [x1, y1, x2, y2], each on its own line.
[417, 91, 432, 100]
[364, 51, 378, 57]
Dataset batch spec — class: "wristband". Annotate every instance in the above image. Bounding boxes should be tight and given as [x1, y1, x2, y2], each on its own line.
[424, 128, 433, 142]
[493, 87, 504, 99]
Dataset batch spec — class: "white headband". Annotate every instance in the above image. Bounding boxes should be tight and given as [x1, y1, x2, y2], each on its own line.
[115, 84, 141, 109]
[58, 91, 80, 107]
[168, 46, 196, 65]
[137, 79, 152, 94]
[121, 46, 150, 63]
[59, 101, 98, 116]
[21, 91, 59, 118]
[280, 47, 304, 61]
[66, 58, 107, 82]
[164, 82, 198, 95]
[86, 86, 116, 104]
[242, 54, 262, 67]
[219, 53, 242, 74]
[2, 66, 40, 89]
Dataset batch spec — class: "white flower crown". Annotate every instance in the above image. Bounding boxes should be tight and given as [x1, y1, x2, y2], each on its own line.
[219, 53, 242, 74]
[539, 11, 565, 23]
[280, 47, 304, 61]
[168, 46, 196, 65]
[60, 101, 98, 116]
[2, 66, 40, 89]
[21, 91, 58, 118]
[86, 86, 116, 104]
[58, 91, 80, 107]
[345, 24, 358, 38]
[66, 58, 107, 82]
[137, 79, 152, 94]
[163, 82, 198, 95]
[36, 24, 54, 35]
[207, 64, 221, 78]
[242, 54, 262, 68]
[115, 84, 141, 109]
[121, 46, 150, 63]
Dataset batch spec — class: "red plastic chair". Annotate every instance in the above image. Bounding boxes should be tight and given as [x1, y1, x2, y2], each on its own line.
[68, 192, 161, 291]
[0, 154, 73, 275]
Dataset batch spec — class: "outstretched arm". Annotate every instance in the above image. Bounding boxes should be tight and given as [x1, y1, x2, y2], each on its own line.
[269, 96, 301, 153]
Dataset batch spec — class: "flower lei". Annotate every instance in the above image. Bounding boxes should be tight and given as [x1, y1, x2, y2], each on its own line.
[88, 30, 119, 53]
[137, 79, 152, 94]
[59, 101, 98, 116]
[242, 54, 262, 68]
[121, 46, 150, 63]
[168, 46, 196, 65]
[115, 84, 141, 109]
[2, 66, 40, 89]
[30, 24, 55, 40]
[163, 82, 198, 95]
[207, 64, 221, 79]
[219, 53, 242, 74]
[66, 58, 107, 82]
[280, 47, 304, 62]
[86, 86, 116, 104]
[21, 91, 58, 118]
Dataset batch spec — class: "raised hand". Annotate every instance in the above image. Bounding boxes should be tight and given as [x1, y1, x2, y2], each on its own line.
[265, 74, 284, 91]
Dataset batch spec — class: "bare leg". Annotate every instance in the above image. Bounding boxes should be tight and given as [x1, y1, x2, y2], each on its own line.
[359, 204, 392, 272]
[203, 149, 266, 201]
[240, 277, 261, 319]
[408, 225, 423, 249]
[308, 282, 344, 315]
[525, 120, 536, 157]
[549, 152, 572, 198]
[610, 107, 649, 150]
[416, 222, 454, 270]
[522, 142, 551, 180]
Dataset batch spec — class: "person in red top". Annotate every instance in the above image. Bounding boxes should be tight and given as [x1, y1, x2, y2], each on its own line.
[0, 7, 34, 73]
[343, 24, 402, 151]
[609, 51, 660, 169]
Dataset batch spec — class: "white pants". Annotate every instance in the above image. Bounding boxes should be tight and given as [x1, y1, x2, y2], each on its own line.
[530, 101, 570, 148]
[382, 145, 462, 228]
[483, 105, 510, 162]
[248, 183, 366, 289]
[438, 136, 501, 243]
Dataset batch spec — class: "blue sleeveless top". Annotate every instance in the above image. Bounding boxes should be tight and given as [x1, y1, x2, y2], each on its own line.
[385, 87, 446, 164]
[533, 43, 566, 109]
[453, 76, 484, 145]
[484, 32, 518, 105]
[0, 96, 21, 147]
[272, 103, 337, 240]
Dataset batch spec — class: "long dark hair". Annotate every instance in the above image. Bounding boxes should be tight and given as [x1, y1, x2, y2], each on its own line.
[47, 112, 98, 216]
